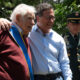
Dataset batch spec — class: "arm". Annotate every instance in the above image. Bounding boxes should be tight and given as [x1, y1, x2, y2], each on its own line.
[0, 18, 11, 31]
[59, 38, 72, 80]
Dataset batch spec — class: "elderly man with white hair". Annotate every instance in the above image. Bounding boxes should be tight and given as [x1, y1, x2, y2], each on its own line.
[0, 3, 36, 80]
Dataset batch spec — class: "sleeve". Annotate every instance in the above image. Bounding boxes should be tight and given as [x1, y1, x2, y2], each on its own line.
[0, 30, 6, 44]
[58, 37, 72, 80]
[0, 30, 4, 54]
[0, 30, 4, 44]
[0, 30, 9, 52]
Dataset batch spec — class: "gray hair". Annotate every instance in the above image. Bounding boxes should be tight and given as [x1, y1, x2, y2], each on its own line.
[10, 4, 36, 22]
[36, 3, 53, 16]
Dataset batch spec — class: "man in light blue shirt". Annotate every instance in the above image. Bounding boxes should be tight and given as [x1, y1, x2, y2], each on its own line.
[28, 3, 72, 80]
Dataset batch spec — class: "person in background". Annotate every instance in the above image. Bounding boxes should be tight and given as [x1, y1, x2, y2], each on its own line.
[63, 12, 80, 80]
[28, 3, 72, 80]
[0, 3, 36, 80]
[0, 2, 72, 80]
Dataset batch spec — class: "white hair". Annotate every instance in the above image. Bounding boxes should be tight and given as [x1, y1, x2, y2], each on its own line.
[10, 3, 36, 22]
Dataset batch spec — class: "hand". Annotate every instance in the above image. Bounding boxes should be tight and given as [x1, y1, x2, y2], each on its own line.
[0, 18, 11, 31]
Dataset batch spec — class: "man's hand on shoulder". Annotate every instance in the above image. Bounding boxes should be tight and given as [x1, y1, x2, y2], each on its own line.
[0, 18, 11, 31]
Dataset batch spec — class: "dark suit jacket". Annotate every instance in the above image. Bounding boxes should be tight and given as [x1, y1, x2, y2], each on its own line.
[63, 32, 80, 80]
[0, 30, 32, 80]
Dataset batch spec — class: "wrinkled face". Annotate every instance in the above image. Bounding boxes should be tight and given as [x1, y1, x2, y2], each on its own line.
[18, 12, 35, 35]
[67, 22, 80, 35]
[37, 8, 55, 33]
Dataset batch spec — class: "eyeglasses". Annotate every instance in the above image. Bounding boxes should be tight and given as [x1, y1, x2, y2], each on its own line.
[43, 15, 55, 20]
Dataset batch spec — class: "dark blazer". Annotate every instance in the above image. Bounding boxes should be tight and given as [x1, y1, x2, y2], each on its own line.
[63, 32, 80, 80]
[0, 30, 32, 80]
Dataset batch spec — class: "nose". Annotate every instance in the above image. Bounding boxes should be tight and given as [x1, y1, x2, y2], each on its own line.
[31, 19, 35, 25]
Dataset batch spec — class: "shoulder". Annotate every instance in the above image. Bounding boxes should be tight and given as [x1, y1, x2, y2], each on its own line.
[0, 30, 9, 43]
[51, 30, 65, 43]
[62, 32, 71, 40]
[0, 30, 7, 37]
[52, 30, 64, 39]
[62, 32, 70, 37]
[0, 30, 9, 36]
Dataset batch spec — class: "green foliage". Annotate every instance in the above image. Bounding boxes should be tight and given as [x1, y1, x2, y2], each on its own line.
[53, 0, 80, 34]
[53, 3, 67, 34]
[0, 0, 39, 19]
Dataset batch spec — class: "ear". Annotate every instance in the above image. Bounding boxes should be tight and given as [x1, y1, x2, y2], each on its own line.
[16, 14, 21, 22]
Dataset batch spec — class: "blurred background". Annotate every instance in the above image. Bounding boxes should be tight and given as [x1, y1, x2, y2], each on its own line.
[0, 0, 80, 34]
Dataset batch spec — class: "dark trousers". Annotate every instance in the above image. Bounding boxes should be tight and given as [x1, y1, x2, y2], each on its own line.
[34, 72, 63, 80]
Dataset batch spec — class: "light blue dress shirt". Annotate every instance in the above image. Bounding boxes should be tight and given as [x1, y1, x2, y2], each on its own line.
[28, 24, 72, 80]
